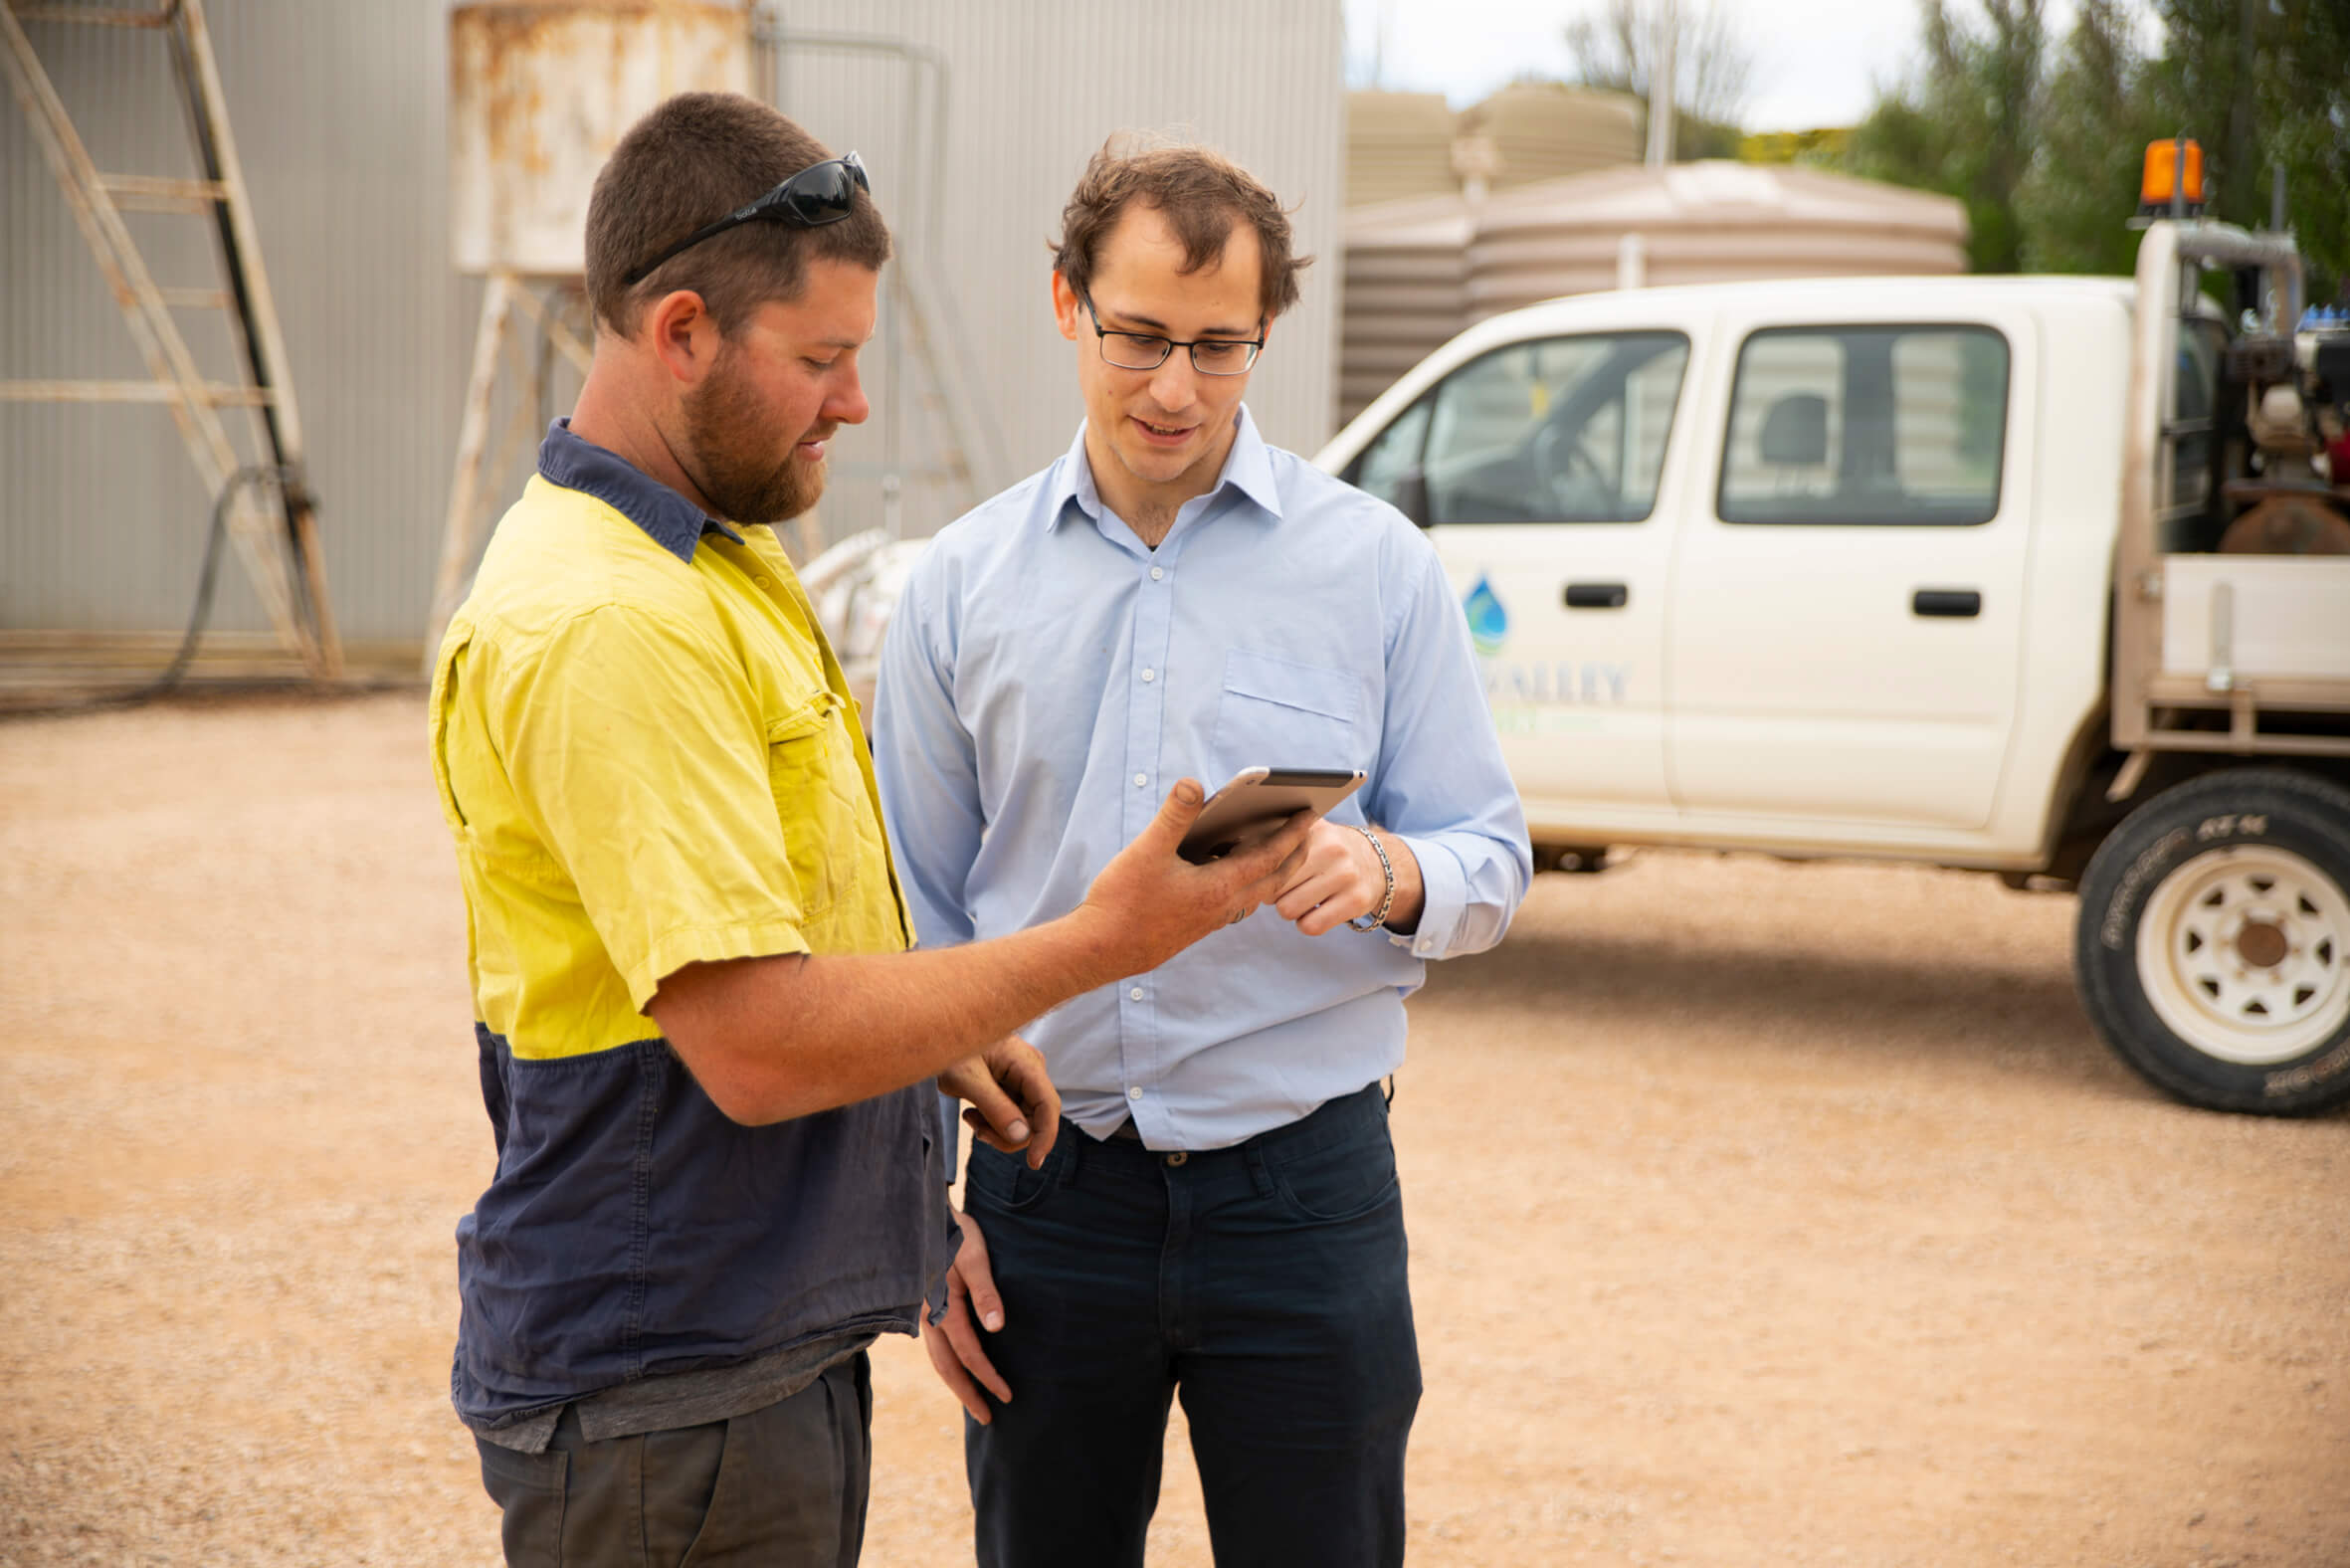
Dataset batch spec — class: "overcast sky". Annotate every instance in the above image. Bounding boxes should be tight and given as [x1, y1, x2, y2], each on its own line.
[1339, 0, 2165, 133]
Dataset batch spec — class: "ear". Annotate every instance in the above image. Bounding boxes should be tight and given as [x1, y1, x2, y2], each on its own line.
[1051, 272, 1082, 343]
[644, 289, 723, 387]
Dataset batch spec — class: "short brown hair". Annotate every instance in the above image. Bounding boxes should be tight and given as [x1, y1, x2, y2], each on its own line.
[584, 92, 890, 338]
[1051, 138, 1309, 323]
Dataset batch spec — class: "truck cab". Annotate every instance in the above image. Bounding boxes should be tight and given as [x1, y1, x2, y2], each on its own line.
[1325, 276, 2146, 868]
[1315, 217, 2350, 1115]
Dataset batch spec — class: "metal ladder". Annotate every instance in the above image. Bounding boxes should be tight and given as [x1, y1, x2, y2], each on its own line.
[2, 0, 340, 678]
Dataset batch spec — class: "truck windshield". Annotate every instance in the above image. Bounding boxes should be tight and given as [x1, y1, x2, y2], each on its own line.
[1348, 331, 1690, 524]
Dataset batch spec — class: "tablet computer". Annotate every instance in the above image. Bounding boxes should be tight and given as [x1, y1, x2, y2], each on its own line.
[1177, 766, 1368, 865]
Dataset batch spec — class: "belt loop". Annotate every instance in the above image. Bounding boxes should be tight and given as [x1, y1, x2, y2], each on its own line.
[1243, 1142, 1274, 1199]
[1060, 1119, 1085, 1190]
[1383, 1074, 1397, 1108]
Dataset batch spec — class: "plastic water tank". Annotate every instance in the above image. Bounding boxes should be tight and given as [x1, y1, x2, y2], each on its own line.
[1467, 162, 1969, 320]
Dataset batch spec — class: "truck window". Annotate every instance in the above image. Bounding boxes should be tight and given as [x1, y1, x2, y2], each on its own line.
[2172, 317, 2223, 516]
[1718, 325, 2010, 526]
[1413, 332, 1688, 524]
[1345, 395, 1434, 511]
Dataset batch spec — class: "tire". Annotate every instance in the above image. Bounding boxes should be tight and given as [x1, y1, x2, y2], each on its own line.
[2074, 768, 2350, 1115]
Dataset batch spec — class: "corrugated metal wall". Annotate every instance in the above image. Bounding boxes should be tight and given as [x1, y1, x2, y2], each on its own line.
[4, 2, 467, 649]
[760, 0, 1344, 562]
[2, 1, 1343, 652]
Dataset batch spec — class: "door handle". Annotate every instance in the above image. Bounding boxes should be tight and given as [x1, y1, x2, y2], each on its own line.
[1912, 588, 1982, 618]
[1564, 581, 1629, 610]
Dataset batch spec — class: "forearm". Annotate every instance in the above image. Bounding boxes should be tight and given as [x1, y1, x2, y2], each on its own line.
[652, 913, 1121, 1125]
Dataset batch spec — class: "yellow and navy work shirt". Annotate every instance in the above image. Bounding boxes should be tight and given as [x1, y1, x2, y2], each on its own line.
[428, 420, 951, 1440]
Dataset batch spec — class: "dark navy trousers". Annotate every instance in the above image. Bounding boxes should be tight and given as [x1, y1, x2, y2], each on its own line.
[961, 1082, 1421, 1568]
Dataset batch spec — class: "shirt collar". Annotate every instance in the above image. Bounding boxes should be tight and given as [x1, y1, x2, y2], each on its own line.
[537, 418, 746, 564]
[1044, 404, 1284, 532]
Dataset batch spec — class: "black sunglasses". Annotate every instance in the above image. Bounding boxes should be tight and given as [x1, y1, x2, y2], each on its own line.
[620, 151, 871, 288]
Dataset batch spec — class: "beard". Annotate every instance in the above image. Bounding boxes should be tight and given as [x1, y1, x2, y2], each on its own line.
[679, 350, 827, 526]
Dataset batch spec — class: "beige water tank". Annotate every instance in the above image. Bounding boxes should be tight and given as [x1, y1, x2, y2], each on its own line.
[1345, 91, 1460, 209]
[1460, 82, 1643, 191]
[1466, 160, 1969, 319]
[449, 1, 752, 277]
[1336, 192, 1472, 427]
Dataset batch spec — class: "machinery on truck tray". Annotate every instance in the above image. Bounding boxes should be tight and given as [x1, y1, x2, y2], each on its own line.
[1314, 149, 2350, 1115]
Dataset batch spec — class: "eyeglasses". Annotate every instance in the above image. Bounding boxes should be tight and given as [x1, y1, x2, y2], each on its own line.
[1080, 293, 1264, 376]
[620, 151, 871, 288]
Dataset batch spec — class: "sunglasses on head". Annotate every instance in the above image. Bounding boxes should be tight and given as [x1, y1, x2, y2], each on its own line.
[620, 151, 871, 288]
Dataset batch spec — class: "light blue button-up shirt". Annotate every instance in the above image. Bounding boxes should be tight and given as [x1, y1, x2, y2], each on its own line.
[872, 407, 1530, 1151]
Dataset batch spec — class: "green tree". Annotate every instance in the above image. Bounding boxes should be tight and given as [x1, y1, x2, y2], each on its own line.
[1852, 0, 2347, 296]
[2018, 0, 2166, 275]
[2141, 0, 2349, 302]
[1846, 0, 2049, 274]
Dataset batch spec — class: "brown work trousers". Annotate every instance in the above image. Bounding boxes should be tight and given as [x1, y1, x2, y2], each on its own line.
[474, 1352, 873, 1567]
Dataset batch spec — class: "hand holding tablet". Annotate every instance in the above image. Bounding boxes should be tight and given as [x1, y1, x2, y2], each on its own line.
[1177, 766, 1368, 865]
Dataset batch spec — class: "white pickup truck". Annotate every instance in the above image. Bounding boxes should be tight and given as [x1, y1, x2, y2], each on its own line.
[1315, 218, 2350, 1115]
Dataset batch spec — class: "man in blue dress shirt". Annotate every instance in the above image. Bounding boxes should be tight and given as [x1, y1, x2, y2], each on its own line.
[871, 141, 1531, 1567]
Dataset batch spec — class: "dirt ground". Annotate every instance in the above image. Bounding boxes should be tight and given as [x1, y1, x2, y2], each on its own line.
[2, 690, 2345, 1567]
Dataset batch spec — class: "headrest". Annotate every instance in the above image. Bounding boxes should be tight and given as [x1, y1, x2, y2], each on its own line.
[1758, 393, 1829, 466]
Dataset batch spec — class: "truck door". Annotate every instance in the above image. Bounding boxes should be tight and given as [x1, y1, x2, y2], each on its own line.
[1345, 329, 1690, 814]
[1665, 311, 2037, 832]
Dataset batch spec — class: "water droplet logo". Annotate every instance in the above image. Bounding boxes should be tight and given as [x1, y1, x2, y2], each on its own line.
[1463, 575, 1507, 657]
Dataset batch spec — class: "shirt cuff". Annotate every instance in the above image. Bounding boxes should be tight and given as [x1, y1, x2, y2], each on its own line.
[1387, 835, 1467, 960]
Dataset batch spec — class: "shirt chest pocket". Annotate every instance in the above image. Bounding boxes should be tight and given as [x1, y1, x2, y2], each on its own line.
[1211, 649, 1368, 776]
[766, 689, 872, 921]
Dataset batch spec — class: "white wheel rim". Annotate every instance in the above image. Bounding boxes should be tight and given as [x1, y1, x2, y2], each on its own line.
[2136, 843, 2350, 1066]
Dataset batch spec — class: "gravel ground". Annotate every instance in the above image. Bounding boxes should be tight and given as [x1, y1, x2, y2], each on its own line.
[2, 691, 2345, 1567]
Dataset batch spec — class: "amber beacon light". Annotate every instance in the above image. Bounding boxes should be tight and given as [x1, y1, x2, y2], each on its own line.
[2138, 138, 2206, 218]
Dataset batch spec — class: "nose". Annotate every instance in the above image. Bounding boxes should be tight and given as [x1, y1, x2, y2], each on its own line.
[827, 361, 871, 427]
[1146, 351, 1199, 414]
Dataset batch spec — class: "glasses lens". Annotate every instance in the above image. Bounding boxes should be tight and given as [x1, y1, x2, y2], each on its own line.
[1190, 341, 1258, 375]
[779, 163, 857, 224]
[1101, 331, 1173, 371]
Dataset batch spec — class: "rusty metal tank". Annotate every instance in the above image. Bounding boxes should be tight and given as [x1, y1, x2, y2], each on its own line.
[449, 1, 752, 277]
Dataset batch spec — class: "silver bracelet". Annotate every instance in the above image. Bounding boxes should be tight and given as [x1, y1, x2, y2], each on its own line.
[1346, 824, 1396, 932]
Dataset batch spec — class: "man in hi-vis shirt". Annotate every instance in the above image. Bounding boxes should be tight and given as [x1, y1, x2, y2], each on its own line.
[428, 96, 1310, 1568]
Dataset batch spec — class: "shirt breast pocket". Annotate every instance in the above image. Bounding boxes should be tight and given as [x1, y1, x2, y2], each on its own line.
[766, 689, 866, 920]
[1211, 648, 1368, 777]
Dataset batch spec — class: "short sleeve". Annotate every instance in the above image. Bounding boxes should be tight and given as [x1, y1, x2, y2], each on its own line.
[489, 605, 814, 1010]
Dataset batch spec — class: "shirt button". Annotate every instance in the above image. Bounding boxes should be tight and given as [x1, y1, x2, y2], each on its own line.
[1129, 986, 1144, 1001]
[1140, 668, 1156, 683]
[1133, 773, 1148, 787]
[1149, 566, 1164, 581]
[1127, 1085, 1144, 1101]
[753, 575, 771, 588]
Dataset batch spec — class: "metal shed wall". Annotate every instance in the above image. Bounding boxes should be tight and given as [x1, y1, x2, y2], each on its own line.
[760, 0, 1344, 558]
[2, 1, 1344, 654]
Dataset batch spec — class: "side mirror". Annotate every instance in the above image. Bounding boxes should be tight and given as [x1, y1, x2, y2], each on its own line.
[1395, 469, 1433, 529]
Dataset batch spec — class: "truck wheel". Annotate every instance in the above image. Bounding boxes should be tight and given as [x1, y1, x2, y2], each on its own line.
[2074, 768, 2350, 1114]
